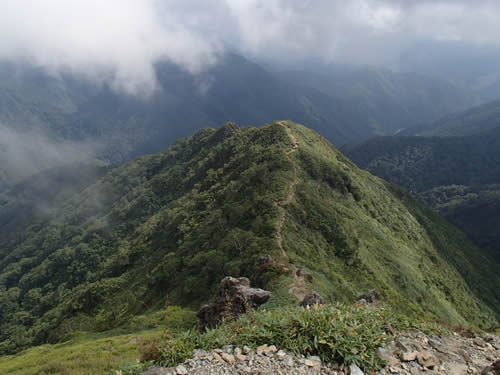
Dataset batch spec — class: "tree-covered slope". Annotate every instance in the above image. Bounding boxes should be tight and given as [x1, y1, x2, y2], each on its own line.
[0, 122, 498, 355]
[346, 128, 500, 192]
[419, 184, 500, 263]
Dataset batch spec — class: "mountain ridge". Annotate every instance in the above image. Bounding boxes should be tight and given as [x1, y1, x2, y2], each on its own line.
[0, 121, 498, 355]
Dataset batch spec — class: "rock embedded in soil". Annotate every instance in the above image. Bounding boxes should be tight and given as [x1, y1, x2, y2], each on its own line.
[196, 277, 271, 331]
[300, 292, 324, 307]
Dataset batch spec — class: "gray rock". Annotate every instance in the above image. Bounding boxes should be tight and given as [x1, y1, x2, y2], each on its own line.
[256, 255, 275, 272]
[448, 362, 468, 375]
[350, 364, 364, 375]
[402, 351, 417, 362]
[284, 355, 294, 366]
[376, 347, 400, 367]
[256, 344, 268, 355]
[474, 337, 486, 347]
[220, 352, 235, 365]
[175, 365, 188, 375]
[416, 351, 439, 369]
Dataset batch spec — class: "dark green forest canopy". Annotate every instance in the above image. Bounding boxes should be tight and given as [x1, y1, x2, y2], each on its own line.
[346, 127, 500, 193]
[0, 122, 498, 355]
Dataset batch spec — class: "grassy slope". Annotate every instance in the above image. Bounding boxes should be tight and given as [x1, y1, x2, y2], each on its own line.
[281, 123, 499, 326]
[0, 306, 197, 375]
[0, 330, 157, 375]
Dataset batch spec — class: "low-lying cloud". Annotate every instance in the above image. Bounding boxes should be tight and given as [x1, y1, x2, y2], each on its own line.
[1, 0, 500, 94]
[0, 124, 100, 189]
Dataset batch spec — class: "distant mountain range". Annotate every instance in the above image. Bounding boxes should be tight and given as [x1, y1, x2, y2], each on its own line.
[0, 52, 489, 175]
[0, 54, 375, 166]
[276, 66, 483, 135]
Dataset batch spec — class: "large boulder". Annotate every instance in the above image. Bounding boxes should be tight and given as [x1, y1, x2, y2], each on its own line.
[197, 277, 272, 331]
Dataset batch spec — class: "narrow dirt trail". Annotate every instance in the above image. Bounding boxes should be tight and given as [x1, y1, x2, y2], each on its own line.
[274, 121, 299, 258]
[274, 122, 308, 301]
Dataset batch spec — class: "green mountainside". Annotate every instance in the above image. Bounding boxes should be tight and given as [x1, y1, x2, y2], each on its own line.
[347, 127, 500, 261]
[418, 184, 500, 263]
[0, 122, 498, 356]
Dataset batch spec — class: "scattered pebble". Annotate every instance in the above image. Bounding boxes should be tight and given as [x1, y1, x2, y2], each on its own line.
[139, 330, 500, 375]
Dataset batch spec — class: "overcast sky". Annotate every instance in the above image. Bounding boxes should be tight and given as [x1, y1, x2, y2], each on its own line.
[1, 0, 500, 94]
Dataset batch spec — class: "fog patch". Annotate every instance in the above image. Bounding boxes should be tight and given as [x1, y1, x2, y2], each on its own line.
[0, 124, 102, 189]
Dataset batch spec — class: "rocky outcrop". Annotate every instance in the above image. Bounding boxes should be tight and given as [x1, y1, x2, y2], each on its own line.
[196, 277, 271, 331]
[300, 292, 324, 307]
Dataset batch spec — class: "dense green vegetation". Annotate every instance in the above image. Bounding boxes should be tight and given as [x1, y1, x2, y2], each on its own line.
[419, 185, 500, 262]
[0, 121, 498, 360]
[347, 127, 500, 262]
[346, 127, 500, 192]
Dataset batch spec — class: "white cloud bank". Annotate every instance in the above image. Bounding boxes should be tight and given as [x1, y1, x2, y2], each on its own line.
[0, 0, 221, 95]
[1, 0, 500, 93]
